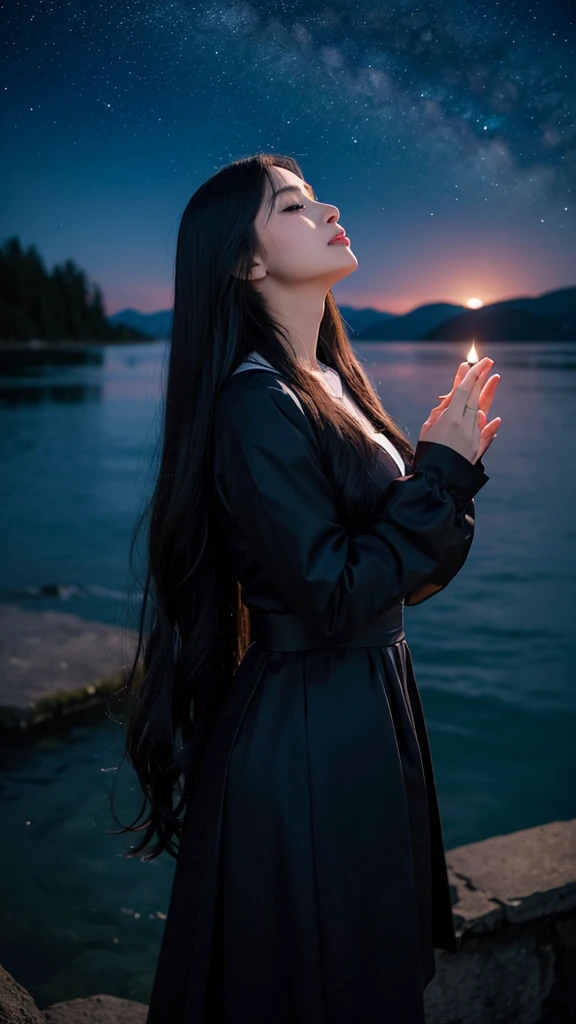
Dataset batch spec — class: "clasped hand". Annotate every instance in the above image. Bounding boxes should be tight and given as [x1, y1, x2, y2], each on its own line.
[419, 356, 502, 465]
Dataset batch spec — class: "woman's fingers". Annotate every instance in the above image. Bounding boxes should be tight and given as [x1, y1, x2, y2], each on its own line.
[419, 395, 454, 438]
[434, 391, 453, 411]
[422, 403, 445, 430]
[438, 361, 469, 400]
[467, 360, 494, 407]
[448, 356, 494, 411]
[438, 359, 489, 402]
[478, 373, 500, 414]
[424, 358, 503, 450]
[455, 360, 469, 382]
[452, 373, 500, 416]
[424, 363, 489, 425]
[473, 414, 502, 462]
[479, 410, 502, 437]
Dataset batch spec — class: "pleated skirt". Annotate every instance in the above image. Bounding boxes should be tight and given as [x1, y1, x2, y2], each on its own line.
[146, 622, 458, 1024]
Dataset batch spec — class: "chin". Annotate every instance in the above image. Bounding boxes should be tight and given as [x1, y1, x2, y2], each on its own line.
[329, 247, 358, 265]
[341, 253, 359, 274]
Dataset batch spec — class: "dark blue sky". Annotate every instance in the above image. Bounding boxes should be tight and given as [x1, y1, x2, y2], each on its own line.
[2, 0, 574, 316]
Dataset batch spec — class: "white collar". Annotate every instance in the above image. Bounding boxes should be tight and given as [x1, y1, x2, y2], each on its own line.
[242, 352, 404, 474]
[244, 351, 343, 399]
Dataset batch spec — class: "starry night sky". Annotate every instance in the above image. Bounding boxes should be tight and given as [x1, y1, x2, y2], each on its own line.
[2, 0, 575, 316]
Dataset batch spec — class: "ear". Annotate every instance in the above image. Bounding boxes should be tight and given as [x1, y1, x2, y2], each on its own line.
[248, 261, 266, 281]
[232, 259, 266, 281]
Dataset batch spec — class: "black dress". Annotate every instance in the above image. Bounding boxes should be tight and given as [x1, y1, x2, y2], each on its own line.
[145, 364, 489, 1024]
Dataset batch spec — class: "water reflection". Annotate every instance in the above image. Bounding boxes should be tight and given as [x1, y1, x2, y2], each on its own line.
[0, 383, 103, 405]
[0, 346, 105, 375]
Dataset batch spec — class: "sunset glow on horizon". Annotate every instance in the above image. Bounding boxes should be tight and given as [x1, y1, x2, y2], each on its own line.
[103, 287, 537, 319]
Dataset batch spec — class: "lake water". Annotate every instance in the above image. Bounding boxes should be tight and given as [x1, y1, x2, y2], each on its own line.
[0, 339, 575, 1009]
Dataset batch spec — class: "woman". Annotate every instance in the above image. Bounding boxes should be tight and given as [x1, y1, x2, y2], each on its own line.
[112, 153, 501, 1023]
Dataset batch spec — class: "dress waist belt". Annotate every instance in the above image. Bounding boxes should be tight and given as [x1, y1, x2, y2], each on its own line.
[250, 603, 405, 651]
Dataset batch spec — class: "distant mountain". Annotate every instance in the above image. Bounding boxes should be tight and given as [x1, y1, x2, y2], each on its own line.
[357, 286, 576, 342]
[109, 285, 576, 344]
[423, 286, 576, 341]
[108, 308, 172, 339]
[337, 305, 394, 337]
[423, 305, 576, 342]
[356, 302, 467, 340]
[108, 304, 391, 341]
[482, 286, 576, 320]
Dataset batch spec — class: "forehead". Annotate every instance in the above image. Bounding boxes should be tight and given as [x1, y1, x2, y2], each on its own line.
[268, 166, 309, 190]
[259, 167, 314, 224]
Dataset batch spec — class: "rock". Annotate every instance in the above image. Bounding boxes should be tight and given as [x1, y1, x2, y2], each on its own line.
[425, 938, 554, 1024]
[447, 819, 576, 927]
[0, 963, 45, 1023]
[43, 994, 148, 1024]
[0, 604, 141, 730]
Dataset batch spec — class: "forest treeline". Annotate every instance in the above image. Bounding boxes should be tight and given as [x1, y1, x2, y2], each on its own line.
[0, 236, 153, 344]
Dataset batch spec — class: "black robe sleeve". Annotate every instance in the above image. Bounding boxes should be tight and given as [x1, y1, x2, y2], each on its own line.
[213, 379, 489, 640]
[404, 454, 487, 606]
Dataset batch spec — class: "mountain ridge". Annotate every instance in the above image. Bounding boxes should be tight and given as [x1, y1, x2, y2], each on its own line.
[108, 285, 576, 343]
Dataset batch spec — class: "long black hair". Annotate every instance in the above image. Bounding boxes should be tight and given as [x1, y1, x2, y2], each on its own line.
[108, 152, 416, 861]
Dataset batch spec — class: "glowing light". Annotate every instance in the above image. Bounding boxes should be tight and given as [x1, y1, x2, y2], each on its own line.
[466, 297, 484, 309]
[466, 341, 479, 364]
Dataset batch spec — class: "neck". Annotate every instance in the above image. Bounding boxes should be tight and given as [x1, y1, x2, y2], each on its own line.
[258, 280, 327, 371]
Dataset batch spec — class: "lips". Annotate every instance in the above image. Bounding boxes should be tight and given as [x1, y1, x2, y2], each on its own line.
[328, 228, 348, 244]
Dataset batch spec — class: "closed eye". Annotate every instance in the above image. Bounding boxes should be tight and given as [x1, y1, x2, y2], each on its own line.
[283, 203, 306, 212]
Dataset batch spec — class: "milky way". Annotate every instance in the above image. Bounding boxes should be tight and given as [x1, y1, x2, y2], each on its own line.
[2, 0, 574, 312]
[11, 0, 571, 197]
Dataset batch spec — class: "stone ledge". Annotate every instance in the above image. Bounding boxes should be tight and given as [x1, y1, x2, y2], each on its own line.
[0, 604, 142, 730]
[447, 819, 576, 932]
[424, 818, 576, 1023]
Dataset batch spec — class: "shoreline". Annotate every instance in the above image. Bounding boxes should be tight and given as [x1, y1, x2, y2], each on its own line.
[0, 338, 164, 352]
